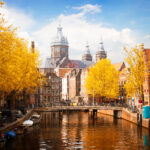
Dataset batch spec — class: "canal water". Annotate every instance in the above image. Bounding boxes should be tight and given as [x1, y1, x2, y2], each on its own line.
[1, 111, 150, 150]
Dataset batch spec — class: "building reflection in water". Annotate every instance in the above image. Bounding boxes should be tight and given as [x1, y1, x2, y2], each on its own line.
[1, 111, 150, 150]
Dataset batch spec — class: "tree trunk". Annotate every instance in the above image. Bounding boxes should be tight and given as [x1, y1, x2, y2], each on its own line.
[141, 85, 144, 105]
[6, 90, 17, 109]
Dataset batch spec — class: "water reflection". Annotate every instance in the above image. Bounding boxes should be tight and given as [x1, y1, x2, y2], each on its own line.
[1, 111, 150, 150]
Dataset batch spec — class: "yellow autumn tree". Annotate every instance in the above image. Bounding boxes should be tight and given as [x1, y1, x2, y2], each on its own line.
[0, 1, 44, 107]
[85, 59, 119, 101]
[124, 44, 147, 103]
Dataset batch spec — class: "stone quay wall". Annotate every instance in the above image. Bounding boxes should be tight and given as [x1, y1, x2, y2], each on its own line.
[98, 108, 150, 129]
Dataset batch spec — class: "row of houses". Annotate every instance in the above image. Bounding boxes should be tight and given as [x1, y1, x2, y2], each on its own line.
[34, 50, 150, 107]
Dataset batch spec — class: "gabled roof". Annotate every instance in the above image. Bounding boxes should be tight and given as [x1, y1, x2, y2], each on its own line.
[113, 62, 125, 71]
[40, 57, 55, 68]
[68, 60, 94, 68]
[144, 49, 150, 71]
[58, 68, 73, 78]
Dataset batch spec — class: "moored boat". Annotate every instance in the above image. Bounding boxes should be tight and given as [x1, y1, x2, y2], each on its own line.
[4, 131, 16, 140]
[23, 120, 33, 127]
[14, 125, 26, 135]
[30, 114, 41, 125]
[0, 133, 5, 142]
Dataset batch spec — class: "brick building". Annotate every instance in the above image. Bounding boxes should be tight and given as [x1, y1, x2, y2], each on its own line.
[113, 62, 128, 103]
[80, 68, 90, 104]
[34, 72, 62, 106]
[143, 48, 150, 105]
[68, 69, 82, 103]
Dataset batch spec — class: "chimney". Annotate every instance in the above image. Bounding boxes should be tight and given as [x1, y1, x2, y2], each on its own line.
[139, 43, 144, 51]
[31, 41, 35, 53]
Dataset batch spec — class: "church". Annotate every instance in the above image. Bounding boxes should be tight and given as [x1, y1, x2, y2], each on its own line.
[35, 25, 107, 106]
[40, 24, 107, 71]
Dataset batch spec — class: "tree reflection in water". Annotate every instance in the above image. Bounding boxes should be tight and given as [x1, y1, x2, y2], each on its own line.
[1, 111, 150, 150]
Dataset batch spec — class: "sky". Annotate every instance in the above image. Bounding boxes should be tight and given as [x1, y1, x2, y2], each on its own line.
[1, 0, 150, 63]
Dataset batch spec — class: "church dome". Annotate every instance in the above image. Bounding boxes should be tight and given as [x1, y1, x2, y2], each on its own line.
[51, 25, 68, 46]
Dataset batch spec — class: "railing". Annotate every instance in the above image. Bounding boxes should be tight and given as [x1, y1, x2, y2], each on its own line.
[34, 105, 123, 111]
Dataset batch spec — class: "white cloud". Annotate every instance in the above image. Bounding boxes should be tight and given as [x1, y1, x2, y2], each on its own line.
[1, 5, 35, 30]
[33, 7, 137, 63]
[1, 3, 150, 64]
[0, 4, 35, 42]
[73, 4, 101, 15]
[144, 35, 150, 39]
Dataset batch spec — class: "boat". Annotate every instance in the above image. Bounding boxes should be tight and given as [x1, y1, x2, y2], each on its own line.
[23, 120, 33, 127]
[4, 131, 16, 140]
[14, 125, 26, 135]
[0, 133, 5, 142]
[30, 114, 41, 125]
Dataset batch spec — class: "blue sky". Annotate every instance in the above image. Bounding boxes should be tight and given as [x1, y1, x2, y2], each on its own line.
[2, 0, 150, 62]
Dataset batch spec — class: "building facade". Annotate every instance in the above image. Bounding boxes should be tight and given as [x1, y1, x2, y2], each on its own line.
[34, 72, 62, 106]
[68, 69, 82, 103]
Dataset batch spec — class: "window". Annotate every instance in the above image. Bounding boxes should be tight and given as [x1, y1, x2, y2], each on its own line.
[62, 48, 66, 52]
[52, 90, 54, 96]
[52, 85, 54, 89]
[48, 96, 50, 101]
[48, 88, 50, 93]
[56, 90, 59, 96]
[51, 78, 54, 82]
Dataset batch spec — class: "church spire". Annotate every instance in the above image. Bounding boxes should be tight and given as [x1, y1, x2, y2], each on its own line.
[96, 36, 107, 62]
[82, 42, 92, 61]
[51, 24, 68, 46]
[99, 36, 105, 51]
[84, 41, 90, 54]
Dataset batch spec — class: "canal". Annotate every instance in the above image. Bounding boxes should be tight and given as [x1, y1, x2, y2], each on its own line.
[1, 111, 150, 150]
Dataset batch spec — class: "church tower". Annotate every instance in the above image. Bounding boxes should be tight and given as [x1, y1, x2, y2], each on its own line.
[96, 38, 107, 62]
[51, 25, 69, 66]
[82, 42, 92, 61]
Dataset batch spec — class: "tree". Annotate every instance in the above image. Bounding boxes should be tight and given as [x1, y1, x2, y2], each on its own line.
[0, 1, 44, 107]
[124, 44, 147, 103]
[85, 59, 119, 101]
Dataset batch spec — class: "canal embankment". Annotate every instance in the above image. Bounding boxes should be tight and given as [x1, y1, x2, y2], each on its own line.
[98, 108, 150, 129]
[0, 109, 33, 132]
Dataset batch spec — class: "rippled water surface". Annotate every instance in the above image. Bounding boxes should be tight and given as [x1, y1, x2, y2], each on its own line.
[1, 111, 150, 150]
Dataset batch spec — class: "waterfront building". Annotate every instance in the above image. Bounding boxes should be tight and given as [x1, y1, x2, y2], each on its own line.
[34, 72, 62, 106]
[143, 46, 150, 105]
[113, 62, 128, 104]
[80, 68, 90, 104]
[68, 69, 82, 103]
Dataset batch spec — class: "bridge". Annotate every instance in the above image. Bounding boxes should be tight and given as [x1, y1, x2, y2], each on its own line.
[34, 106, 122, 112]
[33, 106, 147, 128]
[34, 106, 123, 119]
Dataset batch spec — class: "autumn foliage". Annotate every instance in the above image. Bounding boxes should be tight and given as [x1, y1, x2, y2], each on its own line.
[85, 59, 119, 100]
[124, 44, 147, 102]
[0, 1, 43, 106]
